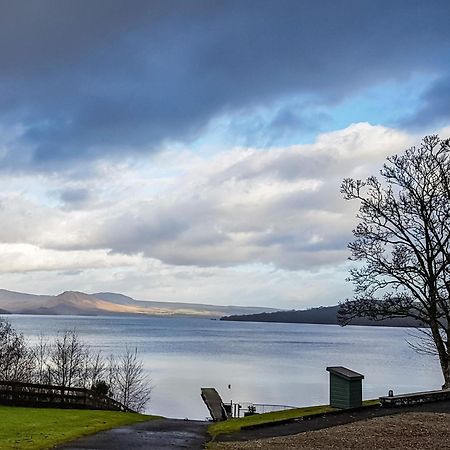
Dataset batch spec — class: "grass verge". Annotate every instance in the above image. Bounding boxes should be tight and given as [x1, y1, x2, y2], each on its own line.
[0, 405, 160, 449]
[208, 399, 380, 438]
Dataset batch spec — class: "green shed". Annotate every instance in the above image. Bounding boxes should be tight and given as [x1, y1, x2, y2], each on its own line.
[326, 366, 364, 409]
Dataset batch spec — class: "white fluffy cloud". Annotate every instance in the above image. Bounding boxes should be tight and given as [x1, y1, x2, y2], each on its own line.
[0, 123, 428, 306]
[42, 123, 412, 269]
[0, 244, 139, 273]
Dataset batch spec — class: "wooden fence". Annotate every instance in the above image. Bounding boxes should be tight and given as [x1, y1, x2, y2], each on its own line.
[0, 380, 133, 412]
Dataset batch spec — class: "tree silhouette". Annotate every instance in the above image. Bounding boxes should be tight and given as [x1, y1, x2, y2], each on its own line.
[339, 135, 450, 387]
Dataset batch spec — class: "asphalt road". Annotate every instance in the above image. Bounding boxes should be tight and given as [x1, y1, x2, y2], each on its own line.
[58, 418, 209, 450]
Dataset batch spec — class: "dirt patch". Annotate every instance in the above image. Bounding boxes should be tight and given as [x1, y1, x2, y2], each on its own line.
[210, 412, 450, 450]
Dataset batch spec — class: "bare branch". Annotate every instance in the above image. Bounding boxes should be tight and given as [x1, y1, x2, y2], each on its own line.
[339, 135, 450, 387]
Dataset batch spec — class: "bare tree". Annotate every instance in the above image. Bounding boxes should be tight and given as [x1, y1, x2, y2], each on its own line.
[32, 333, 50, 384]
[339, 136, 450, 387]
[106, 353, 117, 396]
[110, 348, 152, 412]
[0, 323, 152, 410]
[48, 330, 86, 389]
[0, 319, 33, 382]
[80, 349, 106, 389]
[88, 350, 106, 388]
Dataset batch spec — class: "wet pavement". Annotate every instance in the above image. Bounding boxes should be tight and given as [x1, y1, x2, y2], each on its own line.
[58, 419, 209, 450]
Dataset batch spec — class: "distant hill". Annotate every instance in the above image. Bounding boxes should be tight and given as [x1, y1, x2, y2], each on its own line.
[92, 292, 137, 306]
[220, 305, 422, 327]
[91, 292, 278, 317]
[0, 289, 277, 318]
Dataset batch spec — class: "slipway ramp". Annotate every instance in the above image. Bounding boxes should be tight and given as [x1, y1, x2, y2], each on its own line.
[201, 387, 228, 421]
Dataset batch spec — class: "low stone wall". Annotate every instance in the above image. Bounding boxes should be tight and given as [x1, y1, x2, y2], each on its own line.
[380, 388, 450, 407]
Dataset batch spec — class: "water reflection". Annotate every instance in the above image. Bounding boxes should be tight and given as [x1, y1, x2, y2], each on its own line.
[7, 315, 442, 419]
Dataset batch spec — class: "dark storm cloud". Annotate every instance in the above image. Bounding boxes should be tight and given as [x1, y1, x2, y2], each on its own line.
[403, 75, 450, 128]
[0, 0, 449, 169]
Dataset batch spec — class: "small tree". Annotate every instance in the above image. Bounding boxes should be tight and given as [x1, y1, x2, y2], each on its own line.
[91, 379, 110, 397]
[339, 136, 450, 387]
[32, 333, 50, 384]
[87, 350, 106, 389]
[106, 353, 117, 395]
[48, 330, 85, 389]
[110, 348, 152, 412]
[0, 319, 33, 382]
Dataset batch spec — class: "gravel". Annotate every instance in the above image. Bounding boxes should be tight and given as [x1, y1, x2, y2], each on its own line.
[210, 412, 450, 450]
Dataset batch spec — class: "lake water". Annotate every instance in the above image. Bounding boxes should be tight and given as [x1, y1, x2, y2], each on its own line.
[6, 314, 443, 419]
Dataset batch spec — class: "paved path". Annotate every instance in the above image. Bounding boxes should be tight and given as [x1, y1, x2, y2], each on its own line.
[58, 419, 209, 450]
[58, 401, 450, 448]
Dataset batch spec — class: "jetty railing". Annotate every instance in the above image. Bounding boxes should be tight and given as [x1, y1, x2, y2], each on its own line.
[0, 380, 133, 412]
[231, 402, 298, 418]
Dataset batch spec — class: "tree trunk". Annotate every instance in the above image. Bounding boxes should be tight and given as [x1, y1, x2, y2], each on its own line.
[441, 357, 450, 389]
[429, 321, 450, 389]
[441, 341, 450, 389]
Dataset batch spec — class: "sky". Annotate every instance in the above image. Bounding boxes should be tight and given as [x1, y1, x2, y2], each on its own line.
[0, 0, 449, 309]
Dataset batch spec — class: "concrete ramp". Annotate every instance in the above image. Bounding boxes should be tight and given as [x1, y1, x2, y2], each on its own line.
[201, 388, 228, 421]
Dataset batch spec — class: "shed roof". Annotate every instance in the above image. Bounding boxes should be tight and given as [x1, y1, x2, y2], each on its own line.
[326, 366, 364, 380]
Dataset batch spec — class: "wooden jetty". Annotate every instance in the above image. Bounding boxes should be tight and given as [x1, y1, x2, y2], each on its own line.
[201, 387, 229, 421]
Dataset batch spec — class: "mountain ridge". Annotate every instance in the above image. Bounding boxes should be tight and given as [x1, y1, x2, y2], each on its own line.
[0, 289, 278, 318]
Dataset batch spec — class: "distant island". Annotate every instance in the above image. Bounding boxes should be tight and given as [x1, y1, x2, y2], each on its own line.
[0, 289, 277, 318]
[220, 305, 421, 327]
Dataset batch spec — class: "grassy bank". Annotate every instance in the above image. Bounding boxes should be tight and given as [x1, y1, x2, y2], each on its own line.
[209, 399, 380, 438]
[0, 405, 159, 449]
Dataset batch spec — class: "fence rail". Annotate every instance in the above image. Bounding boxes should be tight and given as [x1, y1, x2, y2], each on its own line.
[0, 380, 133, 412]
[232, 402, 298, 417]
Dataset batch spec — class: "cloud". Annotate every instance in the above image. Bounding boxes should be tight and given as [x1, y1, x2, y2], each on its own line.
[0, 2, 449, 307]
[0, 243, 139, 273]
[0, 123, 412, 271]
[100, 124, 412, 270]
[403, 75, 450, 128]
[54, 188, 92, 210]
[0, 122, 441, 307]
[0, 1, 448, 169]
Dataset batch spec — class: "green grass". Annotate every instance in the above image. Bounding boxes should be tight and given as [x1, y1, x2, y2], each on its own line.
[0, 405, 160, 449]
[208, 399, 380, 438]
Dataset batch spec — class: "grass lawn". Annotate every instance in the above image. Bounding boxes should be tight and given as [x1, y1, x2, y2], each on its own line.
[208, 399, 380, 438]
[0, 405, 160, 449]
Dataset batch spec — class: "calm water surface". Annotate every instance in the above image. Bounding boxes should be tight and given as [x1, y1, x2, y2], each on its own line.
[7, 315, 442, 419]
